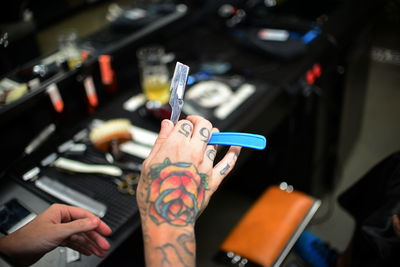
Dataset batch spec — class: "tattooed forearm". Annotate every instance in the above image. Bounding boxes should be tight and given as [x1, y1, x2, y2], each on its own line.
[199, 128, 210, 143]
[178, 122, 193, 137]
[153, 232, 195, 267]
[156, 244, 189, 267]
[177, 232, 195, 257]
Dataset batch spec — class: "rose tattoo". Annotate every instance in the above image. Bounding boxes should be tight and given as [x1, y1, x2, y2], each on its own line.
[147, 158, 209, 227]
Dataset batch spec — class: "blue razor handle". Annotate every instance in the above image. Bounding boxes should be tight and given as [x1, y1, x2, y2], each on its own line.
[208, 132, 267, 150]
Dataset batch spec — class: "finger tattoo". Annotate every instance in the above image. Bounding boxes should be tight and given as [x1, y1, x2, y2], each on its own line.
[206, 149, 216, 161]
[199, 127, 210, 143]
[220, 163, 231, 175]
[178, 122, 193, 137]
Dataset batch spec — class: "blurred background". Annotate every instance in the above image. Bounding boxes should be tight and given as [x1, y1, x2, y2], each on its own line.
[0, 0, 399, 266]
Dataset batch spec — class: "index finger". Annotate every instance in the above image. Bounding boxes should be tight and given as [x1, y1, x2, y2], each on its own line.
[59, 205, 112, 236]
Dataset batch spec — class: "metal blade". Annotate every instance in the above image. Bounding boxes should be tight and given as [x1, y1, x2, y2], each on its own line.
[169, 62, 189, 124]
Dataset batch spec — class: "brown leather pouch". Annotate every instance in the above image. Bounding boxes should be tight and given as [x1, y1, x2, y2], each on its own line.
[220, 185, 320, 267]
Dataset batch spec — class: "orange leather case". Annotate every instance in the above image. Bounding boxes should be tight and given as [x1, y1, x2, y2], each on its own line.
[220, 186, 317, 267]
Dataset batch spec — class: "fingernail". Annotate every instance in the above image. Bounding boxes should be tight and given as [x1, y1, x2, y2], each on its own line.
[163, 119, 172, 126]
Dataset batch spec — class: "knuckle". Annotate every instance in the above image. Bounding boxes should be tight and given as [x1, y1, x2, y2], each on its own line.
[142, 158, 149, 167]
[196, 116, 211, 126]
[76, 219, 86, 228]
[177, 120, 194, 137]
[142, 160, 152, 172]
[70, 234, 81, 242]
[231, 155, 238, 164]
[212, 127, 220, 133]
[178, 119, 193, 127]
[186, 115, 200, 121]
[51, 203, 62, 210]
[202, 120, 213, 130]
[230, 155, 238, 166]
[206, 149, 217, 161]
[191, 151, 203, 164]
[187, 121, 195, 130]
[187, 115, 212, 129]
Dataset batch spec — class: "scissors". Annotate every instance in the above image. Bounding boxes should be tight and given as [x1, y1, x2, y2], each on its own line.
[169, 62, 266, 150]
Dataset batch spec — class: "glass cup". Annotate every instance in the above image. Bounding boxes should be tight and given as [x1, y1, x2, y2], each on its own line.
[137, 46, 170, 105]
[58, 30, 82, 69]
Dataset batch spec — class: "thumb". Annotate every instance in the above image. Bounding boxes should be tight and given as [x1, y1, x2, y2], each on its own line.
[147, 119, 174, 159]
[57, 217, 99, 238]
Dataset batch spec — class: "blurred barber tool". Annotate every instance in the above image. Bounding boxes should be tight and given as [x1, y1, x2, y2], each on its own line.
[35, 176, 107, 218]
[0, 32, 9, 48]
[113, 173, 140, 195]
[89, 119, 133, 160]
[50, 156, 139, 195]
[52, 157, 123, 177]
[107, 2, 177, 30]
[232, 26, 320, 60]
[24, 123, 56, 155]
[0, 78, 29, 104]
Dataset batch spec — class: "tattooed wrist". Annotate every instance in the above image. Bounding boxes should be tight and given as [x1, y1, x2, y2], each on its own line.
[143, 228, 196, 267]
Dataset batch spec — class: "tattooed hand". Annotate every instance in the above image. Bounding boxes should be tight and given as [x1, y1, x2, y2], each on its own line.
[137, 115, 241, 267]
